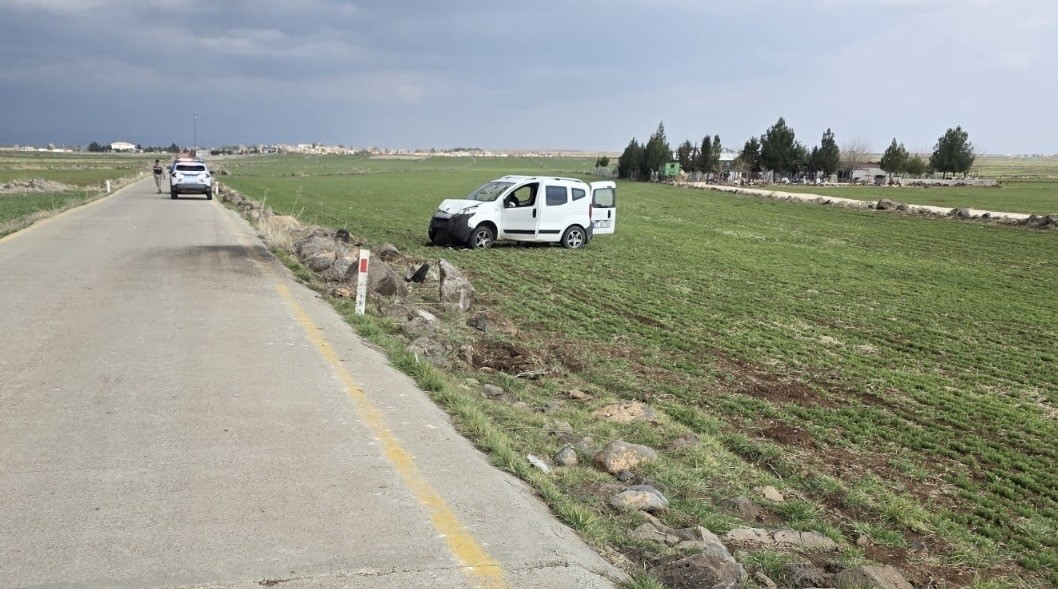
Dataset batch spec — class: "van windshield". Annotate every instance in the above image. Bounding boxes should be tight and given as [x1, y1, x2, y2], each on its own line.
[466, 181, 513, 202]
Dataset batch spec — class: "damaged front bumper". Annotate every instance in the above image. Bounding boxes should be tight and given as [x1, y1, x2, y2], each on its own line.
[429, 211, 474, 245]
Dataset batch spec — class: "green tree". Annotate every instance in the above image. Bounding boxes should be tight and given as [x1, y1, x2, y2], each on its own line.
[87, 141, 104, 152]
[617, 138, 644, 180]
[905, 153, 928, 178]
[880, 138, 910, 181]
[817, 128, 841, 176]
[695, 134, 712, 176]
[676, 140, 696, 173]
[594, 156, 610, 168]
[790, 142, 809, 176]
[738, 137, 762, 180]
[760, 117, 800, 179]
[167, 143, 181, 153]
[643, 122, 673, 179]
[710, 135, 722, 177]
[930, 126, 975, 178]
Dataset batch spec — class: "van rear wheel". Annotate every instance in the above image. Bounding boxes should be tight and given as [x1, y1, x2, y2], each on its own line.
[468, 225, 495, 249]
[560, 226, 586, 249]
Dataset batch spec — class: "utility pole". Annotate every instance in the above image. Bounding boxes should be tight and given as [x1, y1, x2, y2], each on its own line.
[193, 112, 198, 154]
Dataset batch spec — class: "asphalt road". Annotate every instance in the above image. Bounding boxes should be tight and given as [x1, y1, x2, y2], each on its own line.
[0, 178, 621, 589]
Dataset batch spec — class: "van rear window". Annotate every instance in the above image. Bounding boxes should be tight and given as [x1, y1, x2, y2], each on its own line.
[593, 187, 615, 207]
[545, 186, 568, 206]
[176, 164, 206, 172]
[572, 188, 586, 201]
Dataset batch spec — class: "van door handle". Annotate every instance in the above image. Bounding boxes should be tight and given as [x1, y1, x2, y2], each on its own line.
[533, 209, 537, 218]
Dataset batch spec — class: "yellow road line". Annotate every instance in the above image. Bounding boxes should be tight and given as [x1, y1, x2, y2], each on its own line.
[221, 208, 508, 588]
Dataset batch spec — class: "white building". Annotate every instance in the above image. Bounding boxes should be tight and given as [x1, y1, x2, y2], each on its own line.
[110, 141, 137, 152]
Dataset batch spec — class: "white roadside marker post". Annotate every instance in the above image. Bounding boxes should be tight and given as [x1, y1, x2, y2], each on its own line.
[105, 180, 111, 193]
[355, 249, 370, 316]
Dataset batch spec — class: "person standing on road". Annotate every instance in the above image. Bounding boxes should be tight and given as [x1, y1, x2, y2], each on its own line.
[152, 159, 165, 193]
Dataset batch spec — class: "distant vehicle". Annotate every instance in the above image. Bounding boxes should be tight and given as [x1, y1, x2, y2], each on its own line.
[169, 158, 213, 200]
[428, 175, 616, 249]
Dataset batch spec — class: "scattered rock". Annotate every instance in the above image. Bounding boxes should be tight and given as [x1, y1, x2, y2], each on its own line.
[295, 235, 335, 259]
[554, 444, 578, 466]
[727, 496, 764, 522]
[616, 470, 635, 483]
[482, 383, 505, 398]
[542, 421, 576, 442]
[481, 384, 513, 403]
[400, 315, 436, 336]
[875, 199, 899, 211]
[566, 388, 593, 401]
[666, 434, 700, 450]
[306, 250, 337, 272]
[330, 254, 358, 282]
[407, 336, 445, 357]
[784, 563, 832, 589]
[774, 529, 838, 550]
[335, 228, 352, 243]
[438, 259, 474, 312]
[573, 436, 596, 456]
[594, 440, 658, 474]
[649, 548, 747, 589]
[671, 525, 711, 542]
[538, 400, 562, 413]
[377, 243, 400, 261]
[609, 485, 669, 512]
[629, 523, 680, 545]
[758, 486, 785, 502]
[465, 309, 517, 335]
[952, 207, 974, 219]
[526, 454, 551, 474]
[856, 534, 870, 547]
[722, 528, 774, 546]
[437, 258, 465, 280]
[591, 401, 659, 424]
[835, 565, 913, 589]
[367, 260, 408, 298]
[330, 285, 354, 299]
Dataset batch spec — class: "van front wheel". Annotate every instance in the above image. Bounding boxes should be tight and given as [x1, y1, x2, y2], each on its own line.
[468, 225, 495, 249]
[560, 226, 586, 249]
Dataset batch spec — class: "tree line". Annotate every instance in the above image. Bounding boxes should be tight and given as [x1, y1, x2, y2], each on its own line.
[616, 119, 976, 182]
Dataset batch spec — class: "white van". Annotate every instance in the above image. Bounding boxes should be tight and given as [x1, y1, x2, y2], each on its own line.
[428, 175, 617, 249]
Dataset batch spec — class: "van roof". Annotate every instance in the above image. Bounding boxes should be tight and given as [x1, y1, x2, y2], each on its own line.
[497, 175, 586, 185]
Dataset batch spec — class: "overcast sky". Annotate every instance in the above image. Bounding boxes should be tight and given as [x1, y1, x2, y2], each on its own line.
[1, 0, 1055, 154]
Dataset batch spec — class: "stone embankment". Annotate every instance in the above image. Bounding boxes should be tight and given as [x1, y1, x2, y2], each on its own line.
[681, 182, 1058, 229]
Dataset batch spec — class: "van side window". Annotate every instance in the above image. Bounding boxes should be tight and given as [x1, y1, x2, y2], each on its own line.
[505, 183, 538, 208]
[545, 185, 568, 206]
[572, 188, 586, 201]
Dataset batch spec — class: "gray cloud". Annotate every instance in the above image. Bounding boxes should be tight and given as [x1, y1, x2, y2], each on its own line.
[1, 0, 1056, 152]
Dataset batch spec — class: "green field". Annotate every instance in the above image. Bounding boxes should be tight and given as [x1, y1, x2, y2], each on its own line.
[220, 155, 1058, 587]
[0, 151, 146, 236]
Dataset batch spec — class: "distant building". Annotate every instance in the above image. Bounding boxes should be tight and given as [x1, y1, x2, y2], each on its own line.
[840, 164, 886, 185]
[110, 141, 136, 152]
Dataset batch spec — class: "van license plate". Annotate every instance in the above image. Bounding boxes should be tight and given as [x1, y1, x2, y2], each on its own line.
[595, 220, 610, 228]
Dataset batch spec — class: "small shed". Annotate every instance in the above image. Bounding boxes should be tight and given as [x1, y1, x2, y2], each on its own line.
[659, 162, 681, 178]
